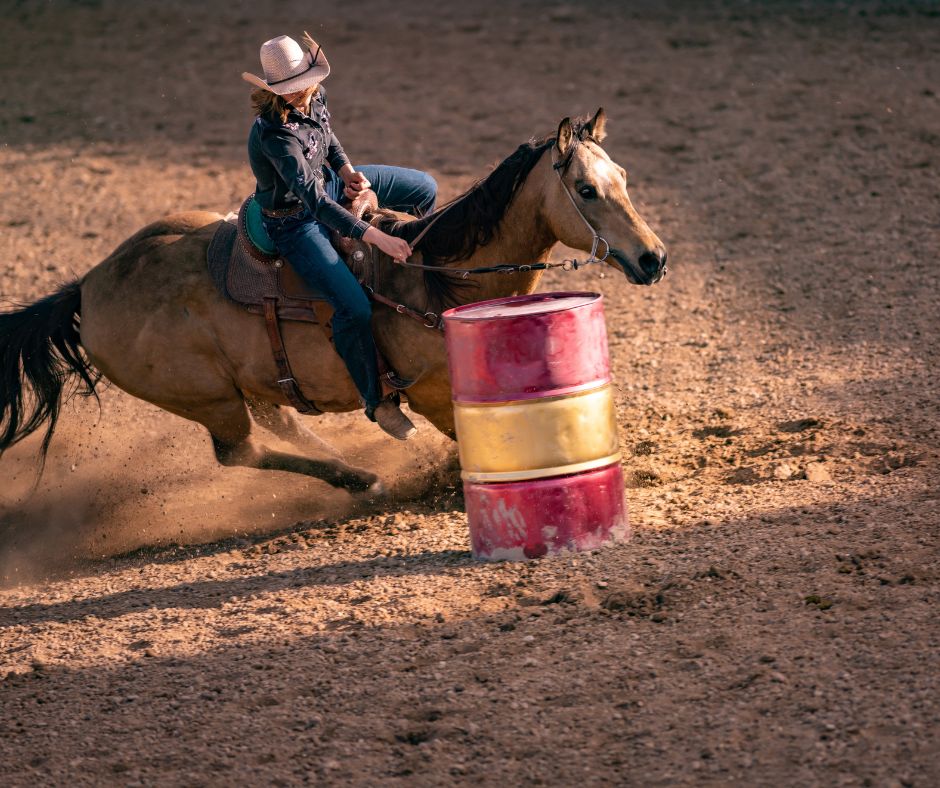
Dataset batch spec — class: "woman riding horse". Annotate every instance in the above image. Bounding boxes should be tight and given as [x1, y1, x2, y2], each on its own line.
[243, 32, 436, 440]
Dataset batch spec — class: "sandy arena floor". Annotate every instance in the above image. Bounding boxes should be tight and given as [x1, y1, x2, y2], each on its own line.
[1, 0, 939, 784]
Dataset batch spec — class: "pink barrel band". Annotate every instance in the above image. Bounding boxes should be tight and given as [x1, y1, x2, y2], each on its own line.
[443, 292, 610, 403]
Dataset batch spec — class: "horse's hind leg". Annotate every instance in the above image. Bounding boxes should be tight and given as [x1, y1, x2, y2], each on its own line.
[246, 398, 344, 459]
[189, 395, 379, 492]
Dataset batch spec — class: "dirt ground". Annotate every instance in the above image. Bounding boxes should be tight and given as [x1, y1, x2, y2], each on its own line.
[2, 0, 939, 784]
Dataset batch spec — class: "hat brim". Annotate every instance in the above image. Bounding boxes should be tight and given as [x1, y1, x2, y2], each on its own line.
[241, 59, 330, 95]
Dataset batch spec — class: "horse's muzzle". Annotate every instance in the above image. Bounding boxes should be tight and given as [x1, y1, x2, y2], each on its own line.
[638, 250, 667, 283]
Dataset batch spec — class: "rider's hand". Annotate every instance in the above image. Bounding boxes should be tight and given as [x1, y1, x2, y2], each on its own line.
[363, 227, 412, 263]
[343, 171, 371, 200]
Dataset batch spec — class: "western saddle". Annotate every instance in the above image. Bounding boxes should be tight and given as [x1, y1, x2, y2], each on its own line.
[206, 191, 403, 414]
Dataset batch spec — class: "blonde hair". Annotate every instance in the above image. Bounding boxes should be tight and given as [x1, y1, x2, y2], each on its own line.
[250, 84, 320, 123]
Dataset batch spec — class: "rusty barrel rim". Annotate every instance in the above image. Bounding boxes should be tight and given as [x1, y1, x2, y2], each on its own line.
[442, 291, 602, 322]
[449, 378, 608, 405]
[461, 453, 623, 483]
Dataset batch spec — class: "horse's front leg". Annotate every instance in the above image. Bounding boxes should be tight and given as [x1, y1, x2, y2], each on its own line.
[401, 371, 456, 440]
[164, 394, 381, 492]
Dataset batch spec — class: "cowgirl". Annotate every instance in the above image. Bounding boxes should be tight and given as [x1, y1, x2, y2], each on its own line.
[243, 33, 436, 440]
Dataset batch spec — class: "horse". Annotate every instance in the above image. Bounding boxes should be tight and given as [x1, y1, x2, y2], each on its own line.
[0, 109, 666, 494]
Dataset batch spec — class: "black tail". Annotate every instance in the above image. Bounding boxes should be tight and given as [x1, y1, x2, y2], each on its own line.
[0, 280, 101, 467]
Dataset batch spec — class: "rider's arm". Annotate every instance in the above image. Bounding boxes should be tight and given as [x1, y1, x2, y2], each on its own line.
[260, 131, 369, 240]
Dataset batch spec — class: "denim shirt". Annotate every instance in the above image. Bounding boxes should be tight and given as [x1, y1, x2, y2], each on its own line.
[247, 87, 369, 239]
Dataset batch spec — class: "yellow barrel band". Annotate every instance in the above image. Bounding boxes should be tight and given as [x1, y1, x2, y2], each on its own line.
[461, 453, 623, 483]
[454, 383, 619, 475]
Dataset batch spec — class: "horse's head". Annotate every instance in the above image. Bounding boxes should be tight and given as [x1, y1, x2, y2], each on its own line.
[546, 109, 667, 286]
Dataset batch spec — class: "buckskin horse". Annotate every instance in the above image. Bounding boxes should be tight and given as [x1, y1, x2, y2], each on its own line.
[0, 110, 666, 493]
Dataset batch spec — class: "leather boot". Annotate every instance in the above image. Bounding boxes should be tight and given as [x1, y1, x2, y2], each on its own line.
[373, 400, 417, 441]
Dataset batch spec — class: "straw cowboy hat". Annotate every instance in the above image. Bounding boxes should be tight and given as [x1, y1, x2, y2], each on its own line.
[241, 33, 330, 95]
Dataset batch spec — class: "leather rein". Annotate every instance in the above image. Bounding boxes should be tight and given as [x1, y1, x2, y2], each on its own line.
[366, 139, 609, 332]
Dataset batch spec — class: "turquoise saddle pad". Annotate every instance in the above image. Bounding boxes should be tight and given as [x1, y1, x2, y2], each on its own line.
[244, 196, 278, 256]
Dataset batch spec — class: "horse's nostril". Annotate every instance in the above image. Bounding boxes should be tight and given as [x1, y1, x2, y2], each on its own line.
[638, 251, 663, 277]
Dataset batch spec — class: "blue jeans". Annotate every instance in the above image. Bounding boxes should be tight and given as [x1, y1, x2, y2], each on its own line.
[262, 165, 437, 411]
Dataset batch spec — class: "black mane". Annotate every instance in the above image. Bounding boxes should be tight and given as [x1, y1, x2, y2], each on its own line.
[380, 118, 593, 309]
[393, 138, 553, 262]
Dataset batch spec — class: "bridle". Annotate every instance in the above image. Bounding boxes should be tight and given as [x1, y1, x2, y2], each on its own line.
[366, 135, 611, 330]
[550, 138, 611, 266]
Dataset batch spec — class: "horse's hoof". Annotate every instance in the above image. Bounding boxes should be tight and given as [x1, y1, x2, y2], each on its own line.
[344, 474, 384, 497]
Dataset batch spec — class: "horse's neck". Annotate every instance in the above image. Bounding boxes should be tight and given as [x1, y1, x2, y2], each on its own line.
[377, 158, 556, 309]
[450, 169, 556, 303]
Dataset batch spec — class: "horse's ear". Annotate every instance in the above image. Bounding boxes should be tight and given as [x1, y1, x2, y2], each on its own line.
[556, 117, 574, 157]
[585, 107, 607, 143]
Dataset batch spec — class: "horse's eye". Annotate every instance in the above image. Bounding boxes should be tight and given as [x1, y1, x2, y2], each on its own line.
[578, 185, 598, 200]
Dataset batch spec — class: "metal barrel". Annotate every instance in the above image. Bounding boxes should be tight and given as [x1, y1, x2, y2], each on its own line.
[443, 292, 629, 560]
